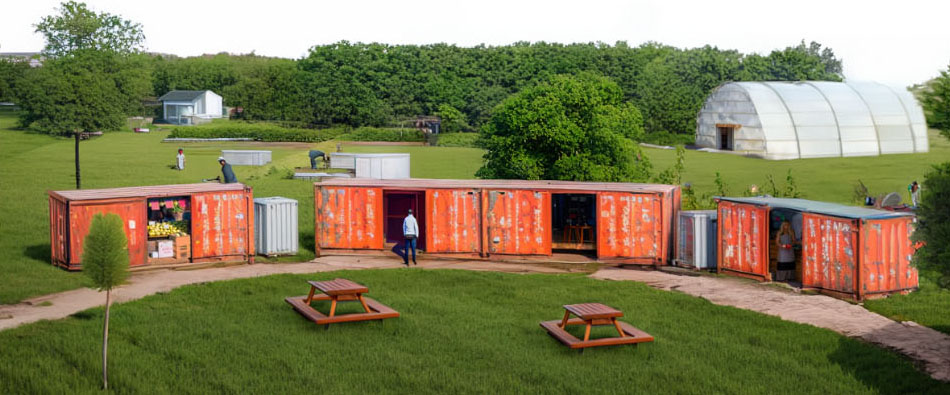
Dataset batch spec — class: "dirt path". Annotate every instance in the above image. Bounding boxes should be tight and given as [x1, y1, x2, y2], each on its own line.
[590, 267, 950, 382]
[2, 259, 948, 381]
[0, 257, 566, 332]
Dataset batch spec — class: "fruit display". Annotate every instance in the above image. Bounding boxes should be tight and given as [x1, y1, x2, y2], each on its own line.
[148, 220, 189, 238]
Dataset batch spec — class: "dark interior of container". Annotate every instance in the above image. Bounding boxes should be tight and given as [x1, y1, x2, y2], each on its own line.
[146, 195, 192, 263]
[768, 208, 803, 284]
[383, 191, 426, 251]
[551, 193, 596, 251]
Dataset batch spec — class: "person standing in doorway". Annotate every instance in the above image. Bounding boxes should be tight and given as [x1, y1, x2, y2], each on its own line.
[775, 221, 796, 281]
[176, 148, 185, 170]
[403, 209, 419, 266]
[909, 181, 921, 207]
[218, 157, 237, 183]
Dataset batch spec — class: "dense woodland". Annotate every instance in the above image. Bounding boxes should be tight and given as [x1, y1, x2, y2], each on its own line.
[3, 40, 843, 140]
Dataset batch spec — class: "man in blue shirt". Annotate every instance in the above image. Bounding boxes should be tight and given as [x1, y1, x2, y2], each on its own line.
[402, 209, 419, 266]
[218, 157, 238, 183]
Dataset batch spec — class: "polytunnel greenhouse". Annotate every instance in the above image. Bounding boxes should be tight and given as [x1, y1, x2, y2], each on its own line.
[695, 81, 928, 160]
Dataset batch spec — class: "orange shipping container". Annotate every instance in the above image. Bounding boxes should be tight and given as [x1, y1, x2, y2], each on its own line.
[48, 183, 254, 270]
[596, 192, 663, 263]
[717, 197, 917, 300]
[425, 189, 481, 254]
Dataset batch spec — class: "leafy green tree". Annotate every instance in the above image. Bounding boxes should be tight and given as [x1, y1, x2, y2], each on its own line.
[477, 73, 650, 181]
[920, 64, 950, 137]
[435, 104, 470, 133]
[912, 162, 950, 288]
[35, 1, 144, 58]
[81, 213, 130, 390]
[0, 59, 29, 103]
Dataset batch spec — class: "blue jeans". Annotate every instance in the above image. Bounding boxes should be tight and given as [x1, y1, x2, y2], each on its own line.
[404, 237, 416, 264]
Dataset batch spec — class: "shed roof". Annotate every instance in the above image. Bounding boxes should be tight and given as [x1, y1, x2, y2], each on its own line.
[717, 196, 912, 220]
[50, 183, 248, 201]
[315, 178, 677, 194]
[158, 90, 208, 102]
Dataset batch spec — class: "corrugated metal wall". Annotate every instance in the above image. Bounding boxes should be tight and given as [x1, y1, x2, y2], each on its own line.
[254, 197, 298, 256]
[48, 197, 68, 267]
[802, 213, 858, 294]
[860, 217, 918, 297]
[718, 201, 770, 280]
[68, 200, 147, 269]
[596, 192, 662, 261]
[315, 186, 384, 249]
[426, 189, 481, 253]
[192, 190, 253, 259]
[485, 190, 550, 255]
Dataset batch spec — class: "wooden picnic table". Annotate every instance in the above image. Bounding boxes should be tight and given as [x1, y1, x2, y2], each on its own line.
[306, 278, 371, 317]
[560, 303, 625, 342]
[286, 278, 399, 328]
[540, 302, 654, 351]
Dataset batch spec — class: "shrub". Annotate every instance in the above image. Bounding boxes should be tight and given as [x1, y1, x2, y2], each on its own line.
[338, 127, 424, 142]
[435, 132, 481, 148]
[168, 122, 344, 142]
[912, 162, 950, 288]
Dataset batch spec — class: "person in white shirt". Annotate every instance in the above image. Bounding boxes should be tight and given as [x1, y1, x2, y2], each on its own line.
[402, 209, 419, 266]
[176, 148, 185, 170]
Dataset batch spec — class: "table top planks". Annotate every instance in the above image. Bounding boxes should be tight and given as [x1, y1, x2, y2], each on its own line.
[308, 278, 369, 295]
[563, 303, 623, 320]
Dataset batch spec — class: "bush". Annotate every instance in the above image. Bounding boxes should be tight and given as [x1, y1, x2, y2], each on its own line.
[435, 132, 481, 148]
[912, 162, 950, 288]
[168, 122, 344, 142]
[338, 127, 424, 142]
[642, 131, 695, 146]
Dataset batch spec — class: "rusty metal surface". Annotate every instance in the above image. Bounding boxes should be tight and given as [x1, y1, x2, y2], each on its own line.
[191, 190, 252, 259]
[50, 183, 247, 201]
[717, 201, 770, 280]
[49, 196, 68, 267]
[802, 213, 858, 293]
[596, 192, 662, 260]
[860, 217, 918, 297]
[68, 200, 147, 268]
[485, 190, 550, 255]
[316, 178, 677, 195]
[426, 189, 481, 253]
[316, 186, 383, 250]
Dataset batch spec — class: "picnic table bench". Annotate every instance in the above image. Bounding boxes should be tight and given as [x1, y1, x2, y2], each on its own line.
[540, 303, 653, 351]
[285, 278, 399, 328]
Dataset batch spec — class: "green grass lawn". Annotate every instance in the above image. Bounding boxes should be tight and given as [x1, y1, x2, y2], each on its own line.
[864, 276, 950, 335]
[1, 269, 946, 394]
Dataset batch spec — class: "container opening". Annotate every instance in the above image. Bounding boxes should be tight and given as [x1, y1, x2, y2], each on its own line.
[383, 191, 426, 251]
[769, 208, 803, 285]
[146, 196, 192, 264]
[551, 193, 596, 252]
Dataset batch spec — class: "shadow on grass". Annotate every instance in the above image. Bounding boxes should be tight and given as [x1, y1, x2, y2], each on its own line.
[24, 243, 51, 262]
[829, 336, 949, 393]
[300, 230, 315, 255]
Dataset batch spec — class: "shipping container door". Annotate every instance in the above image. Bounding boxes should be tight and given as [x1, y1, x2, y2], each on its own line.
[860, 217, 917, 297]
[718, 201, 769, 280]
[486, 190, 551, 255]
[802, 213, 858, 293]
[192, 190, 251, 259]
[49, 197, 68, 266]
[596, 193, 662, 260]
[426, 189, 481, 253]
[316, 187, 384, 249]
[69, 200, 146, 267]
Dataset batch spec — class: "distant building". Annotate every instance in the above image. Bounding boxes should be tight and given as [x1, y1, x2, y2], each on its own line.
[158, 90, 223, 125]
[696, 81, 928, 159]
[0, 52, 43, 67]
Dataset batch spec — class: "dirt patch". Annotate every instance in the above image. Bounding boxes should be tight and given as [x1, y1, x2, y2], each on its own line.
[589, 267, 950, 382]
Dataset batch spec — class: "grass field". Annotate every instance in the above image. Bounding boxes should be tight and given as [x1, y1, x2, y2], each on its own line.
[1, 269, 946, 394]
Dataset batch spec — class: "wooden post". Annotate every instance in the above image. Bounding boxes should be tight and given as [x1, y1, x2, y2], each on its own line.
[74, 131, 81, 190]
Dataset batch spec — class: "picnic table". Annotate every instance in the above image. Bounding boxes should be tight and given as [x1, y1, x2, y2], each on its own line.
[285, 278, 399, 328]
[540, 303, 654, 351]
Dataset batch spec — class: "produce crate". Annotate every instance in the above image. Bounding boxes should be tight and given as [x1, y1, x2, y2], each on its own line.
[173, 235, 191, 260]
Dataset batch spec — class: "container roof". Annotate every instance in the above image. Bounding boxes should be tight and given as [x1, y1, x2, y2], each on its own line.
[158, 90, 208, 102]
[315, 178, 677, 194]
[50, 183, 247, 201]
[717, 196, 912, 219]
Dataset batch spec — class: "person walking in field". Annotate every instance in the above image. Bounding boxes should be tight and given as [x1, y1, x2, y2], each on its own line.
[402, 209, 419, 266]
[909, 181, 921, 207]
[218, 157, 238, 183]
[775, 221, 796, 281]
[176, 148, 185, 170]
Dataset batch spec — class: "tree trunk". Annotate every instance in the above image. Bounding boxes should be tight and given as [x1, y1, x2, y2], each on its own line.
[74, 131, 81, 190]
[102, 289, 110, 390]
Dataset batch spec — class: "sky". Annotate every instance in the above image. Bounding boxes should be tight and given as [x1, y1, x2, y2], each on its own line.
[2, 0, 949, 86]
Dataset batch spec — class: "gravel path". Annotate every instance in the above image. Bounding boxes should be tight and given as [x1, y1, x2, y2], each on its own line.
[1, 259, 947, 381]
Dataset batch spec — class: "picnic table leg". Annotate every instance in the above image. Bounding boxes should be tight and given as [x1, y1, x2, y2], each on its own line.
[583, 320, 592, 342]
[559, 310, 571, 328]
[357, 294, 371, 313]
[329, 297, 338, 318]
[612, 318, 626, 337]
[305, 286, 316, 305]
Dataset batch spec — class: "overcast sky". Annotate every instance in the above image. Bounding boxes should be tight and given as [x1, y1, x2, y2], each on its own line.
[2, 0, 949, 86]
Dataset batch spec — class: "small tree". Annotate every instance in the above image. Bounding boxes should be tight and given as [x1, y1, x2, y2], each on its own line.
[920, 64, 950, 138]
[912, 162, 950, 288]
[81, 213, 129, 390]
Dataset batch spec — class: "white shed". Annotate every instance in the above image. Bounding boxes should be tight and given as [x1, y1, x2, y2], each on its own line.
[696, 81, 928, 160]
[329, 153, 410, 179]
[158, 90, 224, 125]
